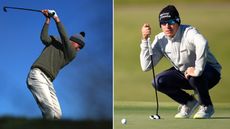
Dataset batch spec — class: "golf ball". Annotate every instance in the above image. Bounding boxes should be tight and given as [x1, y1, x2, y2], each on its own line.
[121, 118, 127, 125]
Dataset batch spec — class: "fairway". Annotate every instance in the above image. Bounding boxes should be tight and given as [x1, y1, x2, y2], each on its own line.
[114, 101, 230, 129]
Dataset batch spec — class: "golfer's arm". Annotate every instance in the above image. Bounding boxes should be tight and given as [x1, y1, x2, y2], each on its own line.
[55, 22, 70, 46]
[193, 33, 208, 76]
[140, 50, 152, 71]
[140, 40, 163, 72]
[56, 21, 75, 59]
[186, 28, 208, 76]
[45, 17, 50, 24]
[54, 16, 60, 23]
[40, 21, 52, 45]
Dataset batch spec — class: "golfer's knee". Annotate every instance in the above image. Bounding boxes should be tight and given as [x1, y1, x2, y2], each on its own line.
[43, 110, 55, 120]
[54, 110, 62, 119]
[43, 109, 62, 120]
[188, 77, 200, 88]
[152, 76, 165, 91]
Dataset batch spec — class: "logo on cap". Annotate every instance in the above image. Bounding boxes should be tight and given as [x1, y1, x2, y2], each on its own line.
[160, 12, 171, 20]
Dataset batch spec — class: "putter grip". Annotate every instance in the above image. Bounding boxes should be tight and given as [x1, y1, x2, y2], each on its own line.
[147, 38, 153, 55]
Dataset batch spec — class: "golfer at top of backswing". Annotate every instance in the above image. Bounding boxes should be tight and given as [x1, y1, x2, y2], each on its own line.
[27, 9, 85, 119]
[140, 5, 221, 119]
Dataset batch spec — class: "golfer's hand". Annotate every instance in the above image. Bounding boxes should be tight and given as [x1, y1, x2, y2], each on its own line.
[47, 10, 60, 23]
[41, 10, 51, 24]
[42, 10, 50, 17]
[184, 67, 196, 79]
[141, 23, 151, 40]
[48, 10, 58, 18]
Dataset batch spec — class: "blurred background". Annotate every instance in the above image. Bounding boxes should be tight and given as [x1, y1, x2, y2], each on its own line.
[0, 0, 112, 123]
[114, 0, 230, 104]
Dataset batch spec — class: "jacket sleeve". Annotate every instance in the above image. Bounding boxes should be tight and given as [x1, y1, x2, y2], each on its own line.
[56, 22, 76, 60]
[187, 28, 208, 76]
[40, 23, 52, 45]
[140, 37, 163, 72]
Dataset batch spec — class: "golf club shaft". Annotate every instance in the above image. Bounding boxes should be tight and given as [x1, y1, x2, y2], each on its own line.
[150, 55, 159, 115]
[3, 6, 41, 12]
[147, 38, 159, 115]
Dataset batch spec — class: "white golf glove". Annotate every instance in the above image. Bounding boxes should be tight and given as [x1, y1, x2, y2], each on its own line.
[48, 9, 58, 18]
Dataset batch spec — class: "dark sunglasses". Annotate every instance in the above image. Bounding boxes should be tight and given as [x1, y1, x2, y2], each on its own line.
[160, 19, 177, 25]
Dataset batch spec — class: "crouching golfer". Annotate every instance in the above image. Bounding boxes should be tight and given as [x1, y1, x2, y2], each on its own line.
[27, 9, 85, 119]
[140, 5, 221, 119]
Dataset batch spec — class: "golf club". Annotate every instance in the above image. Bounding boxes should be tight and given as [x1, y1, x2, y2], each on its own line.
[3, 6, 55, 16]
[3, 6, 42, 13]
[147, 38, 161, 120]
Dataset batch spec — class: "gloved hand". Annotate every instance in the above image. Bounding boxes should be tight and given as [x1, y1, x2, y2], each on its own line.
[48, 9, 58, 18]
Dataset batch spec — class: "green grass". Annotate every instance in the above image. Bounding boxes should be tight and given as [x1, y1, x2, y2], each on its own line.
[114, 2, 230, 129]
[114, 2, 230, 102]
[114, 101, 230, 129]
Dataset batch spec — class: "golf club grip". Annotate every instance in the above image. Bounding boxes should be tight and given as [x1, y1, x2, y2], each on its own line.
[147, 38, 153, 55]
[3, 6, 41, 12]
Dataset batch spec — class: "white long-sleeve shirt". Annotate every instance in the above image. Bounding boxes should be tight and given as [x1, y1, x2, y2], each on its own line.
[140, 25, 221, 76]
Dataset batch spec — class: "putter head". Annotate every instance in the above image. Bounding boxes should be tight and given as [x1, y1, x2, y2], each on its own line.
[3, 7, 7, 12]
[149, 114, 161, 120]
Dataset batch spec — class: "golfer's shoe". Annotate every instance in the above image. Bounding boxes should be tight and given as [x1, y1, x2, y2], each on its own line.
[193, 105, 214, 119]
[174, 99, 199, 119]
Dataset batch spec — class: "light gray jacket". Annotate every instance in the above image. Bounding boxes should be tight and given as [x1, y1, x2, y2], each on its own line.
[140, 25, 221, 76]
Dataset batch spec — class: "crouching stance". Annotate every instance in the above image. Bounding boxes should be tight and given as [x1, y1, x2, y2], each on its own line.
[140, 5, 221, 119]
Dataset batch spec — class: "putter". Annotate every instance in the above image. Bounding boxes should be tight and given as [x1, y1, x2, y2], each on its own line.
[3, 6, 55, 16]
[147, 38, 161, 120]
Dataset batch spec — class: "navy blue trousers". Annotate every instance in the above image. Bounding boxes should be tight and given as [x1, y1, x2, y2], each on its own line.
[152, 64, 221, 106]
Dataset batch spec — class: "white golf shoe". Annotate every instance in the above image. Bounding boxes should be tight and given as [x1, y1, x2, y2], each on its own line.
[175, 99, 199, 119]
[193, 105, 214, 119]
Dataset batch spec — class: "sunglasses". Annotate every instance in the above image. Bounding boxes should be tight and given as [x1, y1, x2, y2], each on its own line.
[160, 19, 177, 25]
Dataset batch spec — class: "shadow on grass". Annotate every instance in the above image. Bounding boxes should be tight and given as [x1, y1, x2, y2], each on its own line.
[0, 116, 112, 129]
[211, 117, 230, 119]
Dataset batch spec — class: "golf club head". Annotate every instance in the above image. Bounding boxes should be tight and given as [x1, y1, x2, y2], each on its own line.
[149, 114, 161, 120]
[3, 7, 7, 12]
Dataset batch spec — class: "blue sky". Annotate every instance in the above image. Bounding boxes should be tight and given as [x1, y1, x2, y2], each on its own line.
[0, 0, 113, 120]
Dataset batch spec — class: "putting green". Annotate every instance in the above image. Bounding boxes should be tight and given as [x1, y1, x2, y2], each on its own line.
[114, 2, 230, 102]
[114, 101, 230, 129]
[114, 2, 230, 129]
